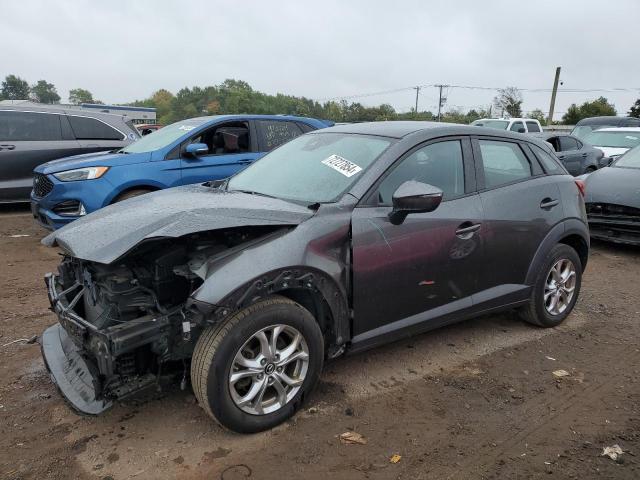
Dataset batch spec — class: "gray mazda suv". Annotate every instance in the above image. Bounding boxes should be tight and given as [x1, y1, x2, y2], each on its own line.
[41, 121, 589, 432]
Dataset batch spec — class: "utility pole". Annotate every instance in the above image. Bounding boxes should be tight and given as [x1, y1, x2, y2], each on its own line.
[435, 84, 449, 121]
[547, 66, 561, 126]
[413, 86, 420, 119]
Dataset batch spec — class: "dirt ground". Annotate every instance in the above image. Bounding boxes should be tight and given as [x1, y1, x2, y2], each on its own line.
[0, 204, 638, 480]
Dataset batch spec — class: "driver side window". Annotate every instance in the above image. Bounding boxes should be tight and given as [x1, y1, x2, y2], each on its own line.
[376, 140, 465, 206]
[184, 121, 251, 156]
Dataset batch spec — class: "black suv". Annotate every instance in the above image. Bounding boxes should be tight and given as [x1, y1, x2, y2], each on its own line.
[41, 122, 589, 432]
[0, 105, 139, 202]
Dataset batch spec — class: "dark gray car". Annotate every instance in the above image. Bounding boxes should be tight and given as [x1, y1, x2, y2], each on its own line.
[531, 132, 604, 176]
[40, 122, 589, 433]
[583, 144, 640, 245]
[0, 105, 140, 202]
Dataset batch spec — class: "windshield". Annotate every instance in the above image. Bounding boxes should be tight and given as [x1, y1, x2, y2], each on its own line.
[614, 146, 640, 169]
[571, 125, 615, 140]
[121, 119, 206, 154]
[227, 133, 392, 203]
[471, 120, 509, 130]
[583, 130, 640, 149]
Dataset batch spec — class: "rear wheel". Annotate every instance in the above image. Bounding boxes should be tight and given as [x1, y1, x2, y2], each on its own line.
[519, 244, 582, 327]
[191, 296, 324, 433]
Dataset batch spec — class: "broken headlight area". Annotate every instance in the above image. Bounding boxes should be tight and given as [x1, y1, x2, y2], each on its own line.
[42, 227, 280, 414]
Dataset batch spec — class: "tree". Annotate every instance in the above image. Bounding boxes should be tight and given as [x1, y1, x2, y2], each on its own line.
[69, 88, 95, 105]
[30, 80, 60, 104]
[629, 99, 640, 118]
[493, 87, 523, 117]
[1, 74, 30, 100]
[528, 108, 547, 126]
[562, 97, 616, 124]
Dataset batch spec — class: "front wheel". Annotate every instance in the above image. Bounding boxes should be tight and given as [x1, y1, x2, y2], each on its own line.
[191, 296, 324, 433]
[519, 244, 582, 327]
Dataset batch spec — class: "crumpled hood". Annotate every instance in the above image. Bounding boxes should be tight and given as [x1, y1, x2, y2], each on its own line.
[43, 184, 314, 264]
[585, 166, 640, 209]
[36, 151, 152, 174]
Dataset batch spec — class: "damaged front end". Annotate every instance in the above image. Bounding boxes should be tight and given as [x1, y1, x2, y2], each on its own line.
[42, 227, 281, 415]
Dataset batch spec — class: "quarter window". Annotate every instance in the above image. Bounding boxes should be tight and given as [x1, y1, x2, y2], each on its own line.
[67, 116, 123, 140]
[0, 111, 62, 141]
[376, 140, 465, 205]
[526, 121, 541, 133]
[530, 144, 565, 175]
[479, 140, 532, 188]
[257, 120, 303, 151]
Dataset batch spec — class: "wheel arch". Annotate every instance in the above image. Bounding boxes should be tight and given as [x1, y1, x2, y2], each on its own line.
[191, 267, 350, 356]
[525, 219, 589, 286]
[109, 184, 161, 204]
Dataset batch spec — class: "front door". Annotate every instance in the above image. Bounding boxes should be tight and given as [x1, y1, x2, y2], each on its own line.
[179, 120, 261, 185]
[351, 138, 484, 339]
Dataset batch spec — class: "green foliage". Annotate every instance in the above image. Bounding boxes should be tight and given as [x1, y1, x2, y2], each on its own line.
[629, 99, 640, 118]
[69, 88, 95, 105]
[493, 87, 523, 118]
[1, 74, 30, 100]
[528, 108, 547, 126]
[562, 97, 616, 124]
[30, 80, 60, 104]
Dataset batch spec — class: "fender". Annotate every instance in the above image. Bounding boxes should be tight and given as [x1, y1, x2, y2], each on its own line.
[524, 218, 589, 286]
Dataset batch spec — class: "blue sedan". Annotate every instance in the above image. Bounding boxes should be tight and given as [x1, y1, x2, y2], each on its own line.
[31, 115, 331, 229]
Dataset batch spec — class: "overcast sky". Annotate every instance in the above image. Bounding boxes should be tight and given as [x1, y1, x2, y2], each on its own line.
[2, 0, 639, 120]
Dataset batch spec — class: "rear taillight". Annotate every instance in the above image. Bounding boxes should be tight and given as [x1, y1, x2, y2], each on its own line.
[575, 179, 586, 198]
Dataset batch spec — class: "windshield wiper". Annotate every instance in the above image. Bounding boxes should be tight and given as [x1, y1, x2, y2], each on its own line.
[229, 189, 278, 199]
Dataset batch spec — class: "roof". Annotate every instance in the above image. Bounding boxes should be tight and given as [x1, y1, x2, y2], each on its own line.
[575, 116, 640, 126]
[317, 121, 457, 138]
[0, 102, 132, 121]
[473, 117, 540, 123]
[81, 103, 156, 113]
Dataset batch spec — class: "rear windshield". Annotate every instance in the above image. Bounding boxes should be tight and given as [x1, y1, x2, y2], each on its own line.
[571, 125, 616, 140]
[583, 130, 640, 149]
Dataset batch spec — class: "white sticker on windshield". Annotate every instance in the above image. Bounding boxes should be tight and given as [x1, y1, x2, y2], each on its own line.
[625, 135, 638, 140]
[321, 154, 362, 177]
[178, 125, 195, 131]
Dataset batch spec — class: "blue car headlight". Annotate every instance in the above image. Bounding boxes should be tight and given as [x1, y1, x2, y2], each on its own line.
[53, 166, 110, 182]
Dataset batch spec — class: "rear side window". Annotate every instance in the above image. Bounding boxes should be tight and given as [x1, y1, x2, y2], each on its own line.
[67, 115, 123, 140]
[510, 122, 525, 132]
[530, 144, 566, 175]
[526, 121, 541, 133]
[479, 140, 532, 188]
[297, 122, 316, 133]
[377, 140, 465, 204]
[0, 111, 62, 141]
[559, 136, 579, 151]
[256, 120, 303, 151]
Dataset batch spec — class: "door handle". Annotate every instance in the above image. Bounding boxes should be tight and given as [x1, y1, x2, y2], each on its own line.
[237, 159, 253, 164]
[0, 144, 15, 150]
[455, 222, 481, 239]
[581, 153, 588, 158]
[540, 198, 559, 209]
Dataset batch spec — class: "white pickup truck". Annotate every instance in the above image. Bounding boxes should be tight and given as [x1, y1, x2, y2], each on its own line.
[471, 118, 543, 133]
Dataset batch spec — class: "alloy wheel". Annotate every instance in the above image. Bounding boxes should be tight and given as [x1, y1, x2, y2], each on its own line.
[544, 258, 577, 316]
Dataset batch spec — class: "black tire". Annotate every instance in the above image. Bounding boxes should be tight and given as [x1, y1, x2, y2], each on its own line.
[190, 296, 324, 433]
[113, 188, 153, 203]
[519, 244, 582, 327]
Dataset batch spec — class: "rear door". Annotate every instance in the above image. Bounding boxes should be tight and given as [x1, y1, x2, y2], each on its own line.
[351, 137, 484, 339]
[473, 137, 564, 303]
[179, 120, 261, 185]
[557, 135, 582, 175]
[0, 110, 80, 202]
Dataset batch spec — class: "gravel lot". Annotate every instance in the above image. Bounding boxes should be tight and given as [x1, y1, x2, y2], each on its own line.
[0, 205, 639, 480]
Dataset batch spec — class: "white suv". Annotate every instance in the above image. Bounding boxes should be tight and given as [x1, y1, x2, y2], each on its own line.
[471, 118, 543, 133]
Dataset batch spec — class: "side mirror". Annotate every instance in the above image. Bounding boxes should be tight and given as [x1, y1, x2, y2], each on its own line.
[389, 181, 443, 225]
[185, 143, 209, 157]
[518, 127, 526, 133]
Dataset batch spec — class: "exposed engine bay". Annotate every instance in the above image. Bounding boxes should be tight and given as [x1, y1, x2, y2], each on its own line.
[43, 226, 284, 413]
